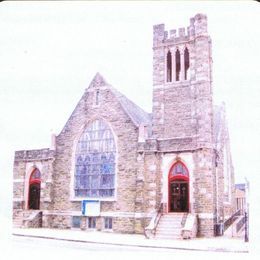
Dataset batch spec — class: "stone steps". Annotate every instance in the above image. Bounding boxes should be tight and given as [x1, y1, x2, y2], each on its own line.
[13, 217, 23, 228]
[13, 210, 24, 228]
[155, 213, 185, 240]
[13, 210, 37, 228]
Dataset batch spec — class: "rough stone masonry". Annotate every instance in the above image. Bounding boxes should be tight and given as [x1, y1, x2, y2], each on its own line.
[13, 13, 235, 238]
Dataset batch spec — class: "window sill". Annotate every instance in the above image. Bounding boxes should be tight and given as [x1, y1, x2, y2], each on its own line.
[103, 229, 113, 232]
[223, 201, 232, 206]
[164, 79, 191, 85]
[70, 197, 116, 202]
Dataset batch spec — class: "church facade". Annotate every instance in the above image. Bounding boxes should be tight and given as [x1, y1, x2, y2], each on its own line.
[13, 14, 235, 238]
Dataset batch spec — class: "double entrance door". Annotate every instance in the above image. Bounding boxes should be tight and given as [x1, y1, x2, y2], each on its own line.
[28, 183, 40, 210]
[169, 181, 189, 212]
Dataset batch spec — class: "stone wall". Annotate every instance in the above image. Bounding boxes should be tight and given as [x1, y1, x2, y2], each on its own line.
[13, 149, 55, 213]
[51, 78, 140, 233]
[214, 105, 235, 222]
[150, 13, 217, 237]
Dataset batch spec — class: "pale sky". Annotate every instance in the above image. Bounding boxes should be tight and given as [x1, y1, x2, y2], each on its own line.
[0, 1, 259, 221]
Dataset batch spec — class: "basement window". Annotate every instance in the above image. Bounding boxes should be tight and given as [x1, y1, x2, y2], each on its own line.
[88, 217, 96, 229]
[72, 216, 81, 229]
[104, 217, 113, 229]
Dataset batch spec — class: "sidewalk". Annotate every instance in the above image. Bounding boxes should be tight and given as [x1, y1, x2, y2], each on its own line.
[12, 228, 249, 253]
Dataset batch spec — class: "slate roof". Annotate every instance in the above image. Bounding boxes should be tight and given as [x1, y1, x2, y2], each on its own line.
[110, 86, 152, 127]
[89, 73, 152, 127]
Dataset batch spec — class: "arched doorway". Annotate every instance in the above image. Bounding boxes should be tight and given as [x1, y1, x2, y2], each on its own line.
[28, 168, 41, 210]
[168, 161, 189, 212]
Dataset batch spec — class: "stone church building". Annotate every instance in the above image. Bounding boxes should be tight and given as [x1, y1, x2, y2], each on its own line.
[13, 14, 235, 238]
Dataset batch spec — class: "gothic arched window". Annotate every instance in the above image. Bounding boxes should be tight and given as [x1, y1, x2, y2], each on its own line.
[175, 49, 181, 81]
[184, 47, 190, 80]
[30, 168, 41, 181]
[166, 50, 172, 82]
[74, 119, 116, 198]
[170, 161, 189, 178]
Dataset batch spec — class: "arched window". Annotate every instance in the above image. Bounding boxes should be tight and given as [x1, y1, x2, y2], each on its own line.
[184, 47, 190, 80]
[74, 119, 116, 198]
[166, 50, 172, 82]
[175, 49, 181, 81]
[169, 161, 189, 179]
[30, 168, 41, 182]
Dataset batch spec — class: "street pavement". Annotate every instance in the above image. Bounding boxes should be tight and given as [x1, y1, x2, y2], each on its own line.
[11, 227, 249, 253]
[3, 235, 252, 260]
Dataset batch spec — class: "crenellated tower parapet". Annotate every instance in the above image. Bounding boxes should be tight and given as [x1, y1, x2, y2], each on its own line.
[153, 13, 208, 48]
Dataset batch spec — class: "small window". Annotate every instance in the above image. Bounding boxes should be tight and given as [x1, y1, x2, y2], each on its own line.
[88, 217, 96, 229]
[95, 90, 100, 105]
[72, 216, 81, 228]
[104, 217, 112, 229]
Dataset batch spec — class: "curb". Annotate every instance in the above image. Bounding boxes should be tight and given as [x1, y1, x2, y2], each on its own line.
[12, 233, 249, 253]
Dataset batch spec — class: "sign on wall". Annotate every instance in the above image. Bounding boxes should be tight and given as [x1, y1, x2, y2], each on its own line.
[82, 200, 100, 216]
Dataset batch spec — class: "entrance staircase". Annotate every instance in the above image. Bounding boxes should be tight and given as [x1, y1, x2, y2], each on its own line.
[13, 210, 25, 228]
[155, 213, 187, 239]
[13, 210, 42, 228]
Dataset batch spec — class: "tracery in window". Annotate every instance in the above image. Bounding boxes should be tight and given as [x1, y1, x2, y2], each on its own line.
[166, 50, 172, 82]
[74, 119, 116, 198]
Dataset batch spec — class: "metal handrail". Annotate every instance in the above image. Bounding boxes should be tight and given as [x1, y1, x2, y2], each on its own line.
[236, 215, 246, 233]
[181, 213, 188, 227]
[144, 202, 163, 238]
[153, 203, 163, 228]
[223, 209, 241, 231]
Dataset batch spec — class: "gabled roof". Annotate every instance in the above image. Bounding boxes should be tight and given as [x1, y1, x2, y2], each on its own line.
[88, 73, 151, 127]
[88, 72, 108, 89]
[110, 86, 151, 127]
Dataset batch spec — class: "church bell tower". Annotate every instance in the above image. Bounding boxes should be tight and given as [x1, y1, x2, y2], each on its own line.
[152, 13, 213, 148]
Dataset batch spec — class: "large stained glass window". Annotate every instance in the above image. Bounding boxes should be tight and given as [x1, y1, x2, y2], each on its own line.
[74, 119, 116, 198]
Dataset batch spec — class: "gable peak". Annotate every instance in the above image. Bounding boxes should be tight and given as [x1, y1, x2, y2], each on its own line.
[88, 72, 108, 89]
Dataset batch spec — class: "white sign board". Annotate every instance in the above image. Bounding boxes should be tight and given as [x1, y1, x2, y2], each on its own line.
[82, 200, 100, 216]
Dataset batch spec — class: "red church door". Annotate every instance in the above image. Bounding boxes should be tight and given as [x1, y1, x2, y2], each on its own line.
[28, 183, 40, 209]
[168, 161, 189, 213]
[169, 181, 189, 212]
[28, 169, 41, 210]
